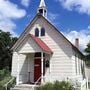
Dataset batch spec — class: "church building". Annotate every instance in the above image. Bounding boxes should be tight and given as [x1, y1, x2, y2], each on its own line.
[11, 0, 86, 87]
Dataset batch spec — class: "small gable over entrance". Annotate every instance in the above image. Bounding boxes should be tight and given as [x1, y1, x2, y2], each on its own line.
[16, 34, 52, 54]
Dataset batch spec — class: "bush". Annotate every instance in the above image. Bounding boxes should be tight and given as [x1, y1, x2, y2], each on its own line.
[0, 68, 13, 90]
[0, 84, 5, 90]
[36, 81, 74, 90]
[7, 77, 16, 90]
[0, 67, 10, 81]
[0, 76, 16, 90]
[37, 83, 53, 90]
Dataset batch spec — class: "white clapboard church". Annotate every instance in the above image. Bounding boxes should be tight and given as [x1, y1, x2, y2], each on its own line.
[11, 0, 87, 89]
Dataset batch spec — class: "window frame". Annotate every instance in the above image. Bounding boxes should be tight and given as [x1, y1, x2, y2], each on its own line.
[41, 27, 45, 36]
[35, 28, 39, 37]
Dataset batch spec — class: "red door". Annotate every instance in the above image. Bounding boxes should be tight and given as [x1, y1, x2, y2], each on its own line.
[34, 59, 41, 83]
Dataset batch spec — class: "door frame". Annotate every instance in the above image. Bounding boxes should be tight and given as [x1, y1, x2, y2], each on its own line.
[34, 53, 45, 83]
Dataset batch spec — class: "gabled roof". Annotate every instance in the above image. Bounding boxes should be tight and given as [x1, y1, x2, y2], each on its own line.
[11, 14, 38, 50]
[11, 14, 84, 56]
[29, 34, 52, 54]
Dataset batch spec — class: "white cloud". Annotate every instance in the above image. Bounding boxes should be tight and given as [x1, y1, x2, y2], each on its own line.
[88, 25, 90, 29]
[56, 0, 90, 15]
[0, 0, 26, 36]
[0, 18, 17, 36]
[63, 27, 90, 53]
[21, 0, 30, 7]
[0, 0, 26, 19]
[48, 12, 59, 26]
[48, 12, 59, 21]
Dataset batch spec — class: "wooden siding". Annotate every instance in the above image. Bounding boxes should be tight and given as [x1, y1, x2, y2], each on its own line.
[18, 36, 42, 53]
[11, 52, 28, 83]
[85, 66, 90, 80]
[12, 16, 84, 83]
[29, 17, 73, 81]
[71, 50, 83, 80]
[27, 54, 34, 83]
[11, 52, 35, 83]
[11, 52, 19, 76]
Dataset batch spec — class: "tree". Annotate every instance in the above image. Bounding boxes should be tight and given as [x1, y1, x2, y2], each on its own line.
[85, 43, 90, 54]
[0, 30, 18, 70]
[85, 42, 90, 66]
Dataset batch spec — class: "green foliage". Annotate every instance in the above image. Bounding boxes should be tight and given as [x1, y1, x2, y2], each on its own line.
[7, 77, 16, 90]
[88, 82, 90, 89]
[36, 81, 74, 90]
[85, 43, 90, 54]
[0, 68, 16, 90]
[0, 30, 18, 70]
[84, 42, 90, 66]
[0, 85, 5, 90]
[37, 83, 53, 90]
[0, 71, 11, 90]
[0, 68, 10, 81]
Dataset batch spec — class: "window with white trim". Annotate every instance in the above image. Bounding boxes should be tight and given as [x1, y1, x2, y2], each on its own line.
[35, 28, 39, 37]
[41, 28, 45, 36]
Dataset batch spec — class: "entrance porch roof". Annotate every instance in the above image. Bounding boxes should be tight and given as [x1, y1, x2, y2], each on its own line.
[29, 34, 53, 54]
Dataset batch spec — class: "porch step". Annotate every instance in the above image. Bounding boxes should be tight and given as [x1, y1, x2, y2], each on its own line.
[10, 84, 37, 90]
[10, 87, 21, 90]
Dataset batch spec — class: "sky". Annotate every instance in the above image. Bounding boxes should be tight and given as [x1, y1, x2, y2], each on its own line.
[0, 0, 90, 53]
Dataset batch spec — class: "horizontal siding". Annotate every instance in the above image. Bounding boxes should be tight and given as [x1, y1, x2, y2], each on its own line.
[27, 54, 34, 83]
[11, 52, 18, 76]
[29, 18, 73, 81]
[71, 50, 83, 80]
[18, 36, 42, 53]
[12, 52, 35, 83]
[11, 53, 27, 76]
[85, 66, 90, 80]
[12, 17, 84, 83]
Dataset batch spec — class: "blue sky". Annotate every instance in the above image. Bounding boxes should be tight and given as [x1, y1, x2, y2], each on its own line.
[0, 0, 90, 52]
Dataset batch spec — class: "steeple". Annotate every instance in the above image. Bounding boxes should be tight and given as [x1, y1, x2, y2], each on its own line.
[37, 0, 47, 17]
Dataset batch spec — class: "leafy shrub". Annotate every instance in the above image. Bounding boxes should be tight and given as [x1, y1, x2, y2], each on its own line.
[36, 81, 74, 90]
[0, 67, 10, 81]
[37, 83, 53, 90]
[7, 77, 16, 90]
[53, 81, 61, 90]
[0, 68, 15, 90]
[0, 84, 5, 90]
[58, 81, 74, 90]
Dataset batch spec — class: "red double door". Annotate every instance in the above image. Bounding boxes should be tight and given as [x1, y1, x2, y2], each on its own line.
[34, 58, 45, 83]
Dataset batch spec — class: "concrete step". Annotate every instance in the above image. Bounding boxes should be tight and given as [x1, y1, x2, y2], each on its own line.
[11, 84, 38, 90]
[10, 87, 21, 90]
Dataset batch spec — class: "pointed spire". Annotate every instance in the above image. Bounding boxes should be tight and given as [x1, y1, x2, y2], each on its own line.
[37, 0, 47, 17]
[39, 0, 46, 8]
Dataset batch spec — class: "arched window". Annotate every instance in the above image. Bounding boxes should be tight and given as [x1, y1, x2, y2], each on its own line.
[35, 28, 39, 37]
[41, 28, 45, 36]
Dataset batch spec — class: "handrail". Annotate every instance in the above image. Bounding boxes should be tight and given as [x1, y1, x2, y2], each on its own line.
[4, 77, 15, 90]
[35, 76, 42, 85]
[32, 76, 42, 90]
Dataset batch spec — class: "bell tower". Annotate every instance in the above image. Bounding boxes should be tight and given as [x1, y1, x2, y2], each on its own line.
[37, 0, 47, 17]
